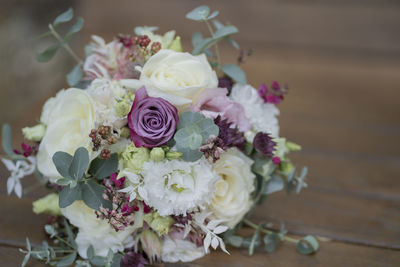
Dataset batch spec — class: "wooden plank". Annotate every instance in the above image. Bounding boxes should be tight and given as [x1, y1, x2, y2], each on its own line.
[1, 236, 399, 267]
[253, 189, 400, 249]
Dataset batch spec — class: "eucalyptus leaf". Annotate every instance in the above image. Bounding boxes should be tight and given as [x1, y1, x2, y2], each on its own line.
[212, 19, 224, 29]
[59, 184, 82, 208]
[87, 245, 95, 260]
[66, 63, 83, 87]
[89, 153, 118, 180]
[176, 145, 203, 162]
[63, 218, 77, 249]
[52, 151, 73, 180]
[174, 127, 202, 150]
[2, 124, 17, 157]
[226, 235, 243, 248]
[249, 224, 262, 256]
[207, 10, 219, 20]
[226, 36, 240, 49]
[90, 256, 106, 266]
[264, 175, 284, 195]
[111, 253, 123, 267]
[69, 147, 89, 180]
[57, 252, 77, 267]
[64, 17, 84, 42]
[192, 32, 204, 47]
[53, 8, 74, 27]
[185, 5, 210, 21]
[36, 44, 59, 62]
[213, 25, 238, 39]
[297, 235, 319, 255]
[56, 178, 71, 186]
[222, 64, 247, 84]
[192, 37, 216, 55]
[197, 117, 219, 140]
[264, 233, 279, 253]
[81, 180, 112, 210]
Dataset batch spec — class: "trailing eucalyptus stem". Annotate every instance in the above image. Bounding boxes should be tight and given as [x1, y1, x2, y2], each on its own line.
[48, 24, 82, 64]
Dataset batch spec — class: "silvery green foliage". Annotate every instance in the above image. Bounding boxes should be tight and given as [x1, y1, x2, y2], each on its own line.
[35, 8, 84, 86]
[53, 147, 113, 210]
[297, 235, 319, 254]
[173, 112, 219, 161]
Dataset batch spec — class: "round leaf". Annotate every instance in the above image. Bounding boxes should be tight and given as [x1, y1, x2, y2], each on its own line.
[186, 5, 210, 21]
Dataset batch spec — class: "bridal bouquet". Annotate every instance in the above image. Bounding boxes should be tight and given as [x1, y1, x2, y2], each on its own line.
[2, 6, 318, 267]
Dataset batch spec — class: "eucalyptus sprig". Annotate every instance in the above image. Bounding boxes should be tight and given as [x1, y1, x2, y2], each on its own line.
[186, 5, 247, 84]
[36, 8, 84, 86]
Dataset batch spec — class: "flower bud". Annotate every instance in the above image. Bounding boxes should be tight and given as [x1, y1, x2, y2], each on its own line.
[169, 36, 182, 52]
[165, 151, 182, 160]
[115, 101, 131, 117]
[32, 193, 61, 216]
[150, 147, 165, 162]
[22, 124, 46, 141]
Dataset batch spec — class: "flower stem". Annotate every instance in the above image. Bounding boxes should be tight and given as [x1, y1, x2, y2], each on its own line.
[48, 24, 82, 64]
[243, 219, 299, 244]
[203, 19, 221, 70]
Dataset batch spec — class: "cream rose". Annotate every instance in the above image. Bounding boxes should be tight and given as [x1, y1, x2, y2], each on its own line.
[61, 201, 142, 258]
[37, 89, 96, 182]
[139, 50, 218, 106]
[210, 148, 255, 228]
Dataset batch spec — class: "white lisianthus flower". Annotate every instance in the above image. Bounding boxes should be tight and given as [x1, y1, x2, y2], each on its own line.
[139, 158, 220, 216]
[230, 84, 280, 140]
[86, 78, 129, 128]
[139, 50, 218, 106]
[37, 89, 95, 182]
[161, 236, 205, 263]
[210, 148, 256, 228]
[61, 201, 143, 258]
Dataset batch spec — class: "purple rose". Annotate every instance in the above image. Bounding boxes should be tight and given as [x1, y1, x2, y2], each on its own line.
[128, 87, 178, 147]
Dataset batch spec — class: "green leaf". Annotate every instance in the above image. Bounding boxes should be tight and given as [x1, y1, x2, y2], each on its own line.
[222, 64, 247, 84]
[81, 180, 112, 210]
[197, 117, 219, 140]
[56, 178, 71, 186]
[57, 252, 77, 267]
[69, 147, 89, 180]
[226, 235, 243, 248]
[175, 145, 203, 162]
[191, 32, 204, 47]
[174, 127, 202, 150]
[186, 5, 210, 21]
[52, 151, 73, 180]
[66, 63, 83, 87]
[64, 17, 84, 42]
[192, 37, 216, 55]
[90, 256, 106, 266]
[297, 235, 319, 255]
[26, 237, 31, 251]
[212, 19, 224, 29]
[21, 252, 31, 267]
[89, 154, 118, 180]
[213, 25, 238, 39]
[36, 44, 59, 62]
[226, 36, 240, 49]
[111, 253, 122, 267]
[264, 175, 284, 194]
[249, 224, 262, 256]
[264, 233, 279, 253]
[63, 218, 77, 249]
[53, 8, 74, 27]
[207, 10, 219, 20]
[2, 124, 15, 157]
[59, 184, 82, 208]
[87, 245, 95, 260]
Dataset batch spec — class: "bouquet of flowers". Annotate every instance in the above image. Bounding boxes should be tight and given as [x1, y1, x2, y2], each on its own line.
[2, 5, 318, 267]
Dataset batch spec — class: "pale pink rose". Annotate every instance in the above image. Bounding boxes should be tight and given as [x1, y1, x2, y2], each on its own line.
[191, 88, 250, 132]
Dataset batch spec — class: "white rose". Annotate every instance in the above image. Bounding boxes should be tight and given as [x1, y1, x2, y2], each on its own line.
[61, 201, 142, 258]
[161, 236, 205, 263]
[37, 89, 96, 182]
[139, 50, 218, 106]
[210, 148, 255, 228]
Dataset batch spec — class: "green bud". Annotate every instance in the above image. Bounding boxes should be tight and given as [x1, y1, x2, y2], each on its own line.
[120, 127, 130, 138]
[115, 101, 131, 117]
[150, 147, 165, 162]
[144, 212, 174, 236]
[286, 141, 302, 151]
[120, 143, 150, 171]
[165, 151, 182, 160]
[22, 124, 46, 142]
[168, 36, 183, 52]
[32, 193, 61, 216]
[280, 162, 294, 174]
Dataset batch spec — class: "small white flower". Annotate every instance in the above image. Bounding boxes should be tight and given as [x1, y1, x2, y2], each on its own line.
[139, 158, 220, 216]
[2, 156, 36, 198]
[230, 84, 280, 139]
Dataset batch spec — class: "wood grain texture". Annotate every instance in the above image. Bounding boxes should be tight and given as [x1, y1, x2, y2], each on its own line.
[1, 0, 400, 266]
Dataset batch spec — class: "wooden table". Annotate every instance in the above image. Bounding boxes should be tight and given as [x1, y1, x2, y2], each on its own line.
[1, 0, 399, 266]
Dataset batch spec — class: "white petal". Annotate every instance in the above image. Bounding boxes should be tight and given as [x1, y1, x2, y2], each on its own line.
[129, 192, 136, 202]
[211, 237, 219, 250]
[203, 233, 211, 253]
[7, 178, 15, 195]
[213, 225, 229, 234]
[2, 158, 15, 171]
[207, 219, 225, 230]
[14, 182, 22, 198]
[138, 186, 147, 200]
[219, 239, 230, 254]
